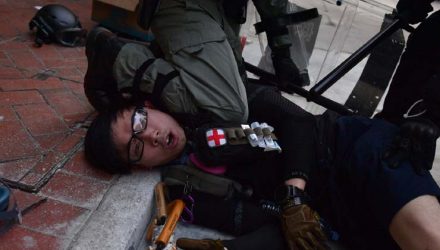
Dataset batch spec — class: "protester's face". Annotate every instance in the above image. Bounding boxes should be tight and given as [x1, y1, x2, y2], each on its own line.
[111, 106, 186, 169]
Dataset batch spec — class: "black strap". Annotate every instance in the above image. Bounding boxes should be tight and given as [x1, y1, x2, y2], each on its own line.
[132, 58, 179, 109]
[254, 8, 319, 34]
[132, 58, 156, 106]
[151, 70, 179, 110]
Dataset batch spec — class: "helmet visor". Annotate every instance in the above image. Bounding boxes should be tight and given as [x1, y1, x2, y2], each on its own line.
[55, 27, 87, 47]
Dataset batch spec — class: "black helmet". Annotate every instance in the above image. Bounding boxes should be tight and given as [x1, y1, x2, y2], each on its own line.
[29, 4, 87, 47]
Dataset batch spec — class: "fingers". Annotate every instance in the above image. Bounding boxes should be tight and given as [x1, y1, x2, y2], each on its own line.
[294, 232, 329, 250]
[311, 225, 327, 241]
[297, 237, 314, 250]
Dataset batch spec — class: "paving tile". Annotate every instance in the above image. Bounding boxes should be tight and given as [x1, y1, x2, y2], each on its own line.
[0, 226, 62, 250]
[0, 158, 36, 182]
[66, 58, 87, 68]
[8, 50, 43, 68]
[34, 133, 68, 152]
[15, 103, 69, 136]
[64, 81, 85, 96]
[0, 20, 18, 38]
[0, 58, 11, 66]
[42, 58, 67, 68]
[52, 67, 83, 79]
[76, 65, 87, 75]
[0, 90, 44, 106]
[12, 189, 44, 209]
[42, 57, 87, 69]
[0, 39, 28, 50]
[63, 150, 114, 182]
[56, 47, 85, 59]
[21, 198, 89, 237]
[76, 97, 92, 110]
[63, 112, 91, 128]
[0, 3, 13, 14]
[28, 69, 58, 80]
[19, 172, 44, 188]
[43, 89, 91, 115]
[0, 78, 64, 91]
[29, 44, 62, 60]
[54, 132, 83, 154]
[0, 106, 17, 121]
[32, 151, 64, 175]
[0, 120, 39, 160]
[21, 67, 46, 79]
[41, 171, 109, 208]
[0, 66, 23, 79]
[64, 75, 84, 84]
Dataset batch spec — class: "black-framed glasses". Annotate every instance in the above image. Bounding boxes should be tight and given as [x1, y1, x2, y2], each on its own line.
[127, 106, 148, 165]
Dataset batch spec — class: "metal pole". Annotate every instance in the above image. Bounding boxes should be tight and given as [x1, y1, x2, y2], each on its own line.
[244, 62, 355, 115]
[310, 19, 403, 95]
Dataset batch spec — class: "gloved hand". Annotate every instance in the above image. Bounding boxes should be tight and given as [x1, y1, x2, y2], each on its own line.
[383, 118, 440, 174]
[272, 48, 308, 92]
[281, 204, 328, 250]
[396, 0, 433, 24]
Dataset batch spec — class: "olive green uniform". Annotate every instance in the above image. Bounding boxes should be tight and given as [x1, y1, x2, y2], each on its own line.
[114, 0, 249, 123]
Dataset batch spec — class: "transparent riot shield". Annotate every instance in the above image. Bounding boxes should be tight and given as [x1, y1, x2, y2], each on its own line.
[242, 0, 404, 115]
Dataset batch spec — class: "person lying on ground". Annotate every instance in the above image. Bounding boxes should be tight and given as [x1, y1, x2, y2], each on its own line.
[82, 1, 440, 249]
[84, 83, 440, 250]
[84, 25, 323, 249]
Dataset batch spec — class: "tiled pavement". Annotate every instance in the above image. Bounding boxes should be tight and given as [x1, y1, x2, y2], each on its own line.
[0, 0, 120, 249]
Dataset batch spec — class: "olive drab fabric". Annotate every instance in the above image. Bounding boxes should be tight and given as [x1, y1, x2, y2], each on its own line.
[114, 0, 249, 123]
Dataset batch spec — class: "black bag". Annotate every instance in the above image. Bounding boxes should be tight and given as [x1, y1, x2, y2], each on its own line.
[162, 164, 252, 199]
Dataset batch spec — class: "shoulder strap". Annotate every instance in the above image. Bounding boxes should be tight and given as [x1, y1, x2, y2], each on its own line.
[132, 58, 179, 110]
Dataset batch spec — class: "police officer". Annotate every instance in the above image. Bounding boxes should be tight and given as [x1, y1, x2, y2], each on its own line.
[84, 0, 309, 122]
[377, 0, 440, 175]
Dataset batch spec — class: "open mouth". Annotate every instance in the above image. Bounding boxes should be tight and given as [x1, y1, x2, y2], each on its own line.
[166, 133, 175, 147]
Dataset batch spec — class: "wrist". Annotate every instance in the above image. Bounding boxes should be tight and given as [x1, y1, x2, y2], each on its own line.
[285, 178, 306, 190]
[274, 185, 309, 209]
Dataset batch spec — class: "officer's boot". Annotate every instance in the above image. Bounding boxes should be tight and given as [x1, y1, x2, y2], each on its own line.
[84, 26, 128, 112]
[176, 238, 226, 250]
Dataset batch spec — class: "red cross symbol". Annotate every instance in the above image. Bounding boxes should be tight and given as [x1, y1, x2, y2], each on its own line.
[206, 129, 226, 147]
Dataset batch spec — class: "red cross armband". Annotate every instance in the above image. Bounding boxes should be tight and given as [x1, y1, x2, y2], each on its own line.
[192, 122, 281, 167]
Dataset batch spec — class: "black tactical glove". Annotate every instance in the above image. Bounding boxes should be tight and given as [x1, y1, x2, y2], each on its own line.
[396, 0, 433, 24]
[383, 118, 440, 175]
[272, 47, 308, 92]
[275, 185, 328, 250]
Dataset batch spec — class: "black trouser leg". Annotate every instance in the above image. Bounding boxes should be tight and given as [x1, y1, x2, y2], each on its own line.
[223, 223, 285, 250]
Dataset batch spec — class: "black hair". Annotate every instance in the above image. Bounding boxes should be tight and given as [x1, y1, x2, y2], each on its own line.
[84, 111, 131, 174]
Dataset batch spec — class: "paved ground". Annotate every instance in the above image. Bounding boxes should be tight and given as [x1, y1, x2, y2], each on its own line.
[0, 0, 439, 249]
[0, 0, 119, 249]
